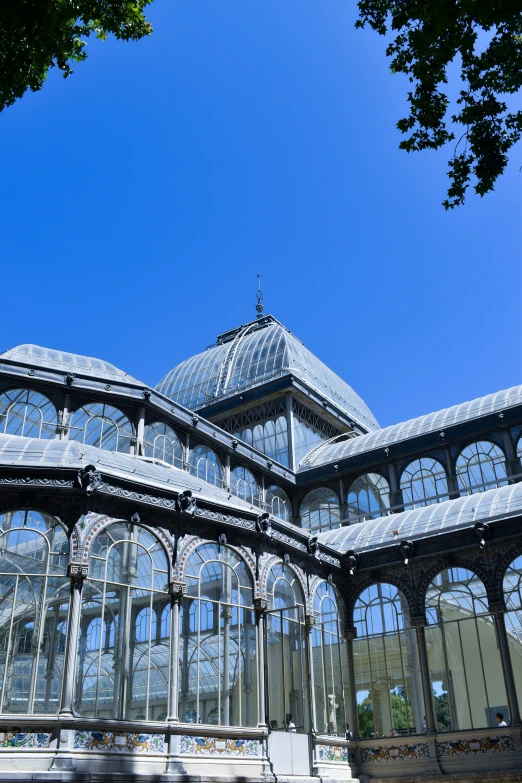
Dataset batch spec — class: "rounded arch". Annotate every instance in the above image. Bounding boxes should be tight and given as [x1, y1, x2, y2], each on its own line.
[177, 536, 257, 589]
[143, 421, 183, 468]
[517, 434, 522, 460]
[230, 465, 260, 506]
[400, 456, 449, 509]
[312, 578, 347, 627]
[265, 484, 291, 522]
[258, 554, 308, 605]
[189, 444, 223, 487]
[418, 558, 495, 618]
[69, 402, 134, 453]
[266, 560, 306, 611]
[456, 439, 507, 494]
[0, 388, 57, 439]
[347, 472, 390, 522]
[300, 487, 340, 533]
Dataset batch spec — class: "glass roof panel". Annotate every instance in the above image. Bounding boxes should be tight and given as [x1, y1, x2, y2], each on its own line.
[0, 344, 141, 384]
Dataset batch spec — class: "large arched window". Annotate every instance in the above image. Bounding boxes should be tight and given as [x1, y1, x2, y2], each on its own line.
[0, 510, 69, 714]
[143, 421, 183, 468]
[456, 441, 508, 494]
[230, 466, 260, 506]
[311, 582, 350, 735]
[69, 403, 134, 453]
[517, 436, 522, 461]
[189, 445, 223, 488]
[180, 543, 256, 727]
[266, 563, 308, 731]
[0, 389, 57, 439]
[502, 556, 522, 714]
[347, 473, 390, 523]
[234, 416, 289, 467]
[265, 485, 291, 522]
[353, 583, 423, 738]
[300, 488, 340, 533]
[75, 522, 170, 721]
[401, 457, 449, 509]
[425, 567, 507, 731]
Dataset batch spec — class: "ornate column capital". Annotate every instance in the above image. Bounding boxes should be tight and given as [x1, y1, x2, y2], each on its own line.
[342, 626, 357, 641]
[410, 615, 428, 628]
[305, 614, 317, 628]
[253, 597, 269, 615]
[67, 563, 88, 583]
[169, 581, 187, 602]
[489, 601, 506, 615]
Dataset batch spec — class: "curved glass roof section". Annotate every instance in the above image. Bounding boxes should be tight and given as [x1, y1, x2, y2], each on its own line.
[0, 434, 254, 512]
[301, 384, 522, 469]
[318, 481, 522, 553]
[156, 316, 378, 431]
[0, 344, 141, 385]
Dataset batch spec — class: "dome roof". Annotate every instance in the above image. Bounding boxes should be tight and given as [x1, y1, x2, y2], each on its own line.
[156, 316, 378, 431]
[0, 344, 141, 385]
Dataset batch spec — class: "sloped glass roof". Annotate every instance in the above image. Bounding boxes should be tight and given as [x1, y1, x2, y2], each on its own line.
[300, 384, 522, 469]
[0, 344, 141, 385]
[318, 481, 522, 553]
[0, 434, 254, 512]
[156, 316, 378, 431]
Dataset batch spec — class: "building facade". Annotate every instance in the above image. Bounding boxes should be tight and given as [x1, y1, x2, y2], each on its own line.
[0, 314, 521, 781]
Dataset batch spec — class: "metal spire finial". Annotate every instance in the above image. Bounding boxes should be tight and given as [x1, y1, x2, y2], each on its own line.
[255, 272, 264, 318]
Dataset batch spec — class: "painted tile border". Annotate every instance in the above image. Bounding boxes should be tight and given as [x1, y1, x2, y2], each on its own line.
[437, 735, 516, 756]
[316, 744, 350, 763]
[0, 730, 51, 749]
[74, 730, 165, 753]
[360, 742, 431, 763]
[179, 735, 260, 757]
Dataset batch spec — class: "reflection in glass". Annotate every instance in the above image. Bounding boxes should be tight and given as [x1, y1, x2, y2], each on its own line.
[265, 485, 290, 522]
[401, 458, 449, 509]
[347, 473, 390, 522]
[425, 567, 507, 731]
[0, 510, 69, 714]
[189, 446, 223, 488]
[301, 488, 340, 533]
[456, 441, 508, 494]
[230, 466, 260, 506]
[69, 403, 134, 453]
[233, 416, 288, 467]
[353, 583, 423, 739]
[180, 543, 257, 727]
[502, 556, 522, 714]
[75, 523, 170, 720]
[0, 389, 57, 439]
[144, 421, 183, 468]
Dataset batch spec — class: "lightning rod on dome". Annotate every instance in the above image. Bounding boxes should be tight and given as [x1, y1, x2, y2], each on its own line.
[255, 272, 264, 318]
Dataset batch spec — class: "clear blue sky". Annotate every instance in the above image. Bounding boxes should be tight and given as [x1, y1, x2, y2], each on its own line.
[1, 0, 520, 428]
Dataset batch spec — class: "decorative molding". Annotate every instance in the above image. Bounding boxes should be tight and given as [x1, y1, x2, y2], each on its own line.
[360, 742, 430, 763]
[0, 730, 51, 749]
[179, 735, 259, 757]
[77, 465, 103, 495]
[437, 735, 516, 756]
[316, 744, 351, 763]
[73, 730, 165, 753]
[0, 476, 73, 489]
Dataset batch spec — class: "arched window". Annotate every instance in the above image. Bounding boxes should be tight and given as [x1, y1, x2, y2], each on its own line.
[143, 421, 183, 468]
[69, 403, 134, 453]
[0, 389, 57, 439]
[353, 583, 423, 738]
[0, 510, 69, 714]
[180, 543, 256, 727]
[234, 416, 289, 467]
[230, 466, 260, 506]
[265, 485, 290, 522]
[189, 445, 223, 488]
[347, 473, 390, 522]
[401, 458, 449, 509]
[311, 582, 350, 735]
[300, 488, 340, 533]
[160, 605, 171, 640]
[266, 563, 308, 732]
[456, 441, 508, 494]
[425, 567, 507, 731]
[517, 436, 522, 461]
[75, 522, 170, 720]
[504, 555, 522, 712]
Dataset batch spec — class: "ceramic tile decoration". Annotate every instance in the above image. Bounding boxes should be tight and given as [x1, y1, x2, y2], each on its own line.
[0, 731, 51, 749]
[360, 742, 431, 763]
[437, 735, 516, 756]
[179, 736, 259, 757]
[316, 744, 349, 762]
[73, 730, 165, 753]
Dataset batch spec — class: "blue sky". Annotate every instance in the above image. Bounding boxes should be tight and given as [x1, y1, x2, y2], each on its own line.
[0, 0, 520, 428]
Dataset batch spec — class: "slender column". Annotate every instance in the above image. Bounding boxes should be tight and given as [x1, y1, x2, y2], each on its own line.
[286, 393, 295, 472]
[184, 434, 191, 472]
[442, 447, 460, 498]
[58, 395, 71, 441]
[168, 582, 186, 723]
[343, 627, 359, 740]
[305, 614, 317, 732]
[137, 407, 145, 455]
[254, 598, 268, 727]
[225, 455, 231, 492]
[501, 430, 521, 479]
[410, 616, 436, 733]
[59, 564, 88, 716]
[387, 462, 403, 511]
[491, 602, 521, 725]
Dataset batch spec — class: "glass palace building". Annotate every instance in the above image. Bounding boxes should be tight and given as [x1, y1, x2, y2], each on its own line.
[0, 312, 521, 782]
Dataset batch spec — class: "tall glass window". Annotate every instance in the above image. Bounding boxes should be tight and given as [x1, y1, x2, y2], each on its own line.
[0, 389, 57, 439]
[266, 563, 308, 731]
[311, 582, 350, 735]
[503, 556, 522, 714]
[353, 584, 423, 738]
[265, 485, 290, 522]
[347, 473, 390, 522]
[230, 466, 260, 506]
[293, 417, 326, 468]
[69, 403, 134, 453]
[233, 416, 288, 467]
[425, 567, 508, 731]
[75, 522, 170, 721]
[189, 445, 223, 488]
[0, 510, 69, 714]
[180, 543, 257, 727]
[401, 458, 449, 509]
[143, 421, 183, 468]
[456, 441, 508, 494]
[300, 488, 340, 533]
